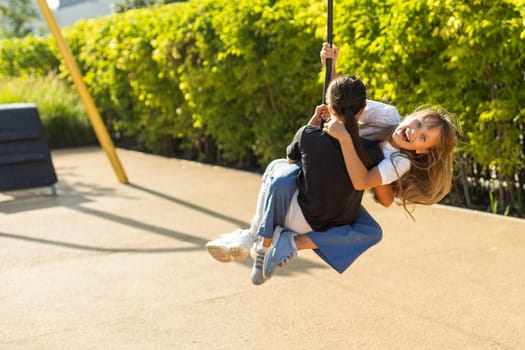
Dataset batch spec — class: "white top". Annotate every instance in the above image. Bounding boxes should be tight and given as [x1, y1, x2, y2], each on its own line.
[359, 99, 401, 140]
[377, 141, 411, 184]
[358, 100, 409, 184]
[284, 190, 313, 235]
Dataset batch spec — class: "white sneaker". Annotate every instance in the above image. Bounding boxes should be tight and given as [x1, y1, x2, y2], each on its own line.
[206, 229, 256, 263]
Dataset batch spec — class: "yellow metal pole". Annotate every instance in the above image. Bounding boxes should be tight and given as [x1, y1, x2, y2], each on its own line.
[36, 0, 129, 183]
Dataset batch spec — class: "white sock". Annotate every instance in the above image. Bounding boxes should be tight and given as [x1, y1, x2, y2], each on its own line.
[256, 240, 269, 252]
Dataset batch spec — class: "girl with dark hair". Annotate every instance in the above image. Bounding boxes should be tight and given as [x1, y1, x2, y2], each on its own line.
[249, 75, 385, 284]
[206, 44, 458, 286]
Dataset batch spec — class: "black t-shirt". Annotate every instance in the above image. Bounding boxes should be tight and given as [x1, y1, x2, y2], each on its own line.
[286, 125, 383, 231]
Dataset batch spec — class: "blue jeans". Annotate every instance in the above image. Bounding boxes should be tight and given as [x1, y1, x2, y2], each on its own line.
[255, 159, 300, 239]
[254, 159, 382, 273]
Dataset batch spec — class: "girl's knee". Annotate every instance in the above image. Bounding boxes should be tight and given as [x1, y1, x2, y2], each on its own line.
[262, 159, 288, 182]
[268, 170, 296, 196]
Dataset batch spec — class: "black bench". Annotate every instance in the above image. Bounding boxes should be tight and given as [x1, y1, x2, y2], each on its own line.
[0, 103, 57, 195]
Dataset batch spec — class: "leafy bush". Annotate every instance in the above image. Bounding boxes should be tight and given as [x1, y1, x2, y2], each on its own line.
[54, 0, 324, 165]
[0, 35, 59, 77]
[332, 0, 525, 214]
[158, 0, 323, 164]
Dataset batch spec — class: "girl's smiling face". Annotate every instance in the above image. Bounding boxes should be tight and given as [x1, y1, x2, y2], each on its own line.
[390, 114, 442, 154]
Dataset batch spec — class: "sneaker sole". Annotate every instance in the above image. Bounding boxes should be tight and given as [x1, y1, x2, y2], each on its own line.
[206, 246, 233, 263]
[229, 247, 249, 261]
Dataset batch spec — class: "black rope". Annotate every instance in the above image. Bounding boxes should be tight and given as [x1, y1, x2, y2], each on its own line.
[322, 0, 333, 104]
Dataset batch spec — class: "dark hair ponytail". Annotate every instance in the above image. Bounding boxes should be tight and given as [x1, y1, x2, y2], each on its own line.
[327, 75, 371, 167]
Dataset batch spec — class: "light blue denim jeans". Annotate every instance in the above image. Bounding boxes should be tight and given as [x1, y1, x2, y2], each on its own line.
[255, 159, 300, 239]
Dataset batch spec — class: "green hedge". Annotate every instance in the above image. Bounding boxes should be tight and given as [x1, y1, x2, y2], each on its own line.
[0, 0, 524, 214]
[0, 35, 59, 77]
[334, 0, 525, 175]
[331, 0, 525, 214]
[54, 0, 323, 165]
